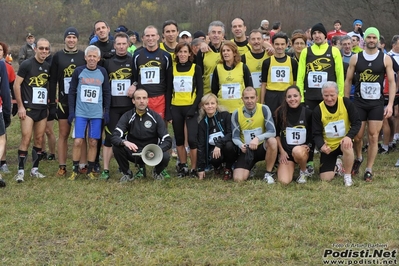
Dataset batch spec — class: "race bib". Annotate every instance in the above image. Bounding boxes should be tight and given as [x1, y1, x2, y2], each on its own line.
[80, 85, 100, 103]
[308, 71, 327, 88]
[243, 127, 263, 145]
[32, 87, 47, 104]
[251, 72, 262, 88]
[360, 82, 381, 100]
[111, 79, 130, 96]
[325, 120, 346, 138]
[221, 83, 241, 99]
[271, 66, 290, 83]
[208, 131, 224, 145]
[173, 76, 193, 93]
[285, 127, 306, 145]
[141, 67, 160, 84]
[63, 77, 72, 94]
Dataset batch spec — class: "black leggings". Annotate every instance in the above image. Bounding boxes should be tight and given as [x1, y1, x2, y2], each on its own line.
[171, 105, 198, 149]
[209, 141, 237, 169]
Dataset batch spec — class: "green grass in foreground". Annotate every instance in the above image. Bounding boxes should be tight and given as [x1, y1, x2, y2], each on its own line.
[0, 117, 398, 265]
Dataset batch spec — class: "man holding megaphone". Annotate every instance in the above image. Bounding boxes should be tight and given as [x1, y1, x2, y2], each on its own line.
[111, 88, 172, 182]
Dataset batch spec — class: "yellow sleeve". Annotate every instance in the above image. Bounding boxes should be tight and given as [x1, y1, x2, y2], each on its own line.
[296, 48, 308, 102]
[332, 47, 345, 97]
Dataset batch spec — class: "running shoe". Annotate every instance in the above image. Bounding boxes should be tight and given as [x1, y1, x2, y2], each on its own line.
[223, 168, 232, 181]
[30, 169, 46, 178]
[296, 170, 307, 184]
[0, 177, 5, 187]
[263, 172, 275, 184]
[87, 172, 97, 180]
[100, 170, 110, 180]
[57, 167, 67, 177]
[176, 163, 188, 178]
[68, 172, 78, 181]
[335, 158, 345, 177]
[0, 164, 10, 173]
[14, 172, 24, 183]
[344, 175, 353, 187]
[351, 159, 363, 175]
[364, 171, 373, 182]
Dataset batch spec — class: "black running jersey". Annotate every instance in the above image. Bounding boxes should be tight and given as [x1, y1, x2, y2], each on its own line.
[103, 54, 134, 108]
[49, 50, 86, 105]
[17, 57, 50, 109]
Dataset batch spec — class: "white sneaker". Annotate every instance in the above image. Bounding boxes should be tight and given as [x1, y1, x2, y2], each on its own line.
[335, 158, 345, 176]
[0, 164, 10, 173]
[30, 170, 46, 178]
[395, 159, 399, 167]
[263, 172, 275, 184]
[296, 171, 307, 184]
[14, 172, 24, 183]
[344, 175, 353, 187]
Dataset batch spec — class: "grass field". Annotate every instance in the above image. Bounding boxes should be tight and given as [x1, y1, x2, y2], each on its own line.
[1, 116, 399, 265]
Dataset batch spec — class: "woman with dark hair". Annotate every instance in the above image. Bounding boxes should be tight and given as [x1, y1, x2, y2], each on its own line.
[171, 43, 203, 177]
[275, 85, 313, 184]
[0, 42, 16, 90]
[211, 40, 252, 113]
[197, 93, 237, 180]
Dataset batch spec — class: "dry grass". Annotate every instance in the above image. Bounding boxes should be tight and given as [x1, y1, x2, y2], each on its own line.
[0, 116, 398, 265]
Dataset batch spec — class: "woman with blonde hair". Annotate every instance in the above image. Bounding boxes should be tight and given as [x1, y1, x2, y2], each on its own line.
[211, 40, 252, 113]
[197, 93, 237, 180]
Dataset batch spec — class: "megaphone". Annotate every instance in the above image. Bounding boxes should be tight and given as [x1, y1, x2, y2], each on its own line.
[132, 144, 163, 166]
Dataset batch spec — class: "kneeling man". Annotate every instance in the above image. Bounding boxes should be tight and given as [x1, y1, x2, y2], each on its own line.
[111, 89, 172, 181]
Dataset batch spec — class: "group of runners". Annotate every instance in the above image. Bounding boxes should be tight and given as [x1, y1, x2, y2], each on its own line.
[0, 17, 397, 187]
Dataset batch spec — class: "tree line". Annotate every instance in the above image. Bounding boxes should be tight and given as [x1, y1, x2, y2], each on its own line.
[1, 0, 398, 49]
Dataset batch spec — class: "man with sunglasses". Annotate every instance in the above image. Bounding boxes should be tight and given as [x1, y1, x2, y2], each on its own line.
[13, 38, 52, 183]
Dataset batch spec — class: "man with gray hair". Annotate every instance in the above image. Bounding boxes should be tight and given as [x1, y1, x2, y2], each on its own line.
[341, 35, 354, 64]
[259, 20, 269, 31]
[67, 45, 111, 181]
[196, 20, 225, 95]
[312, 81, 361, 186]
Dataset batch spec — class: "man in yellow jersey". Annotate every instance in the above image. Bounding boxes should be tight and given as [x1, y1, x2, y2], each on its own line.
[231, 87, 277, 183]
[159, 20, 179, 55]
[196, 21, 225, 95]
[260, 32, 298, 116]
[312, 81, 360, 186]
[231, 18, 251, 55]
[242, 29, 270, 103]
